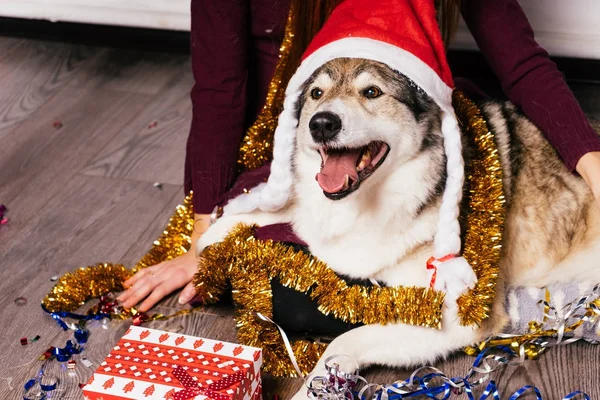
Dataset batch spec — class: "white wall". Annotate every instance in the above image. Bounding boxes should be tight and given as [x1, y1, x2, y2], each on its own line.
[452, 0, 600, 59]
[0, 0, 191, 31]
[1, 0, 599, 59]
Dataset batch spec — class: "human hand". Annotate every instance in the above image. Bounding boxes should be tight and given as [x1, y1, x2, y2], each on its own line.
[117, 213, 211, 312]
[576, 151, 600, 207]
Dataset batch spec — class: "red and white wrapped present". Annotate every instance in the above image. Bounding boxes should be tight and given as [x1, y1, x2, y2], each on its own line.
[82, 326, 262, 400]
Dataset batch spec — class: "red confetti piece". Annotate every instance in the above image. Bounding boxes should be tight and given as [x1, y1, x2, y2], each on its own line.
[148, 121, 158, 129]
[39, 347, 55, 361]
[0, 204, 7, 226]
[53, 121, 63, 129]
[20, 337, 28, 346]
[132, 313, 150, 326]
[14, 297, 27, 306]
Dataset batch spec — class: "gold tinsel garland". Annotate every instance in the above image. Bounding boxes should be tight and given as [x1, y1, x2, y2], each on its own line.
[454, 91, 506, 326]
[194, 224, 444, 376]
[193, 91, 506, 376]
[42, 194, 195, 313]
[237, 12, 295, 170]
[42, 90, 506, 377]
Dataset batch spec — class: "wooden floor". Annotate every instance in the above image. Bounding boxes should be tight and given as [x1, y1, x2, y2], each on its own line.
[1, 36, 599, 400]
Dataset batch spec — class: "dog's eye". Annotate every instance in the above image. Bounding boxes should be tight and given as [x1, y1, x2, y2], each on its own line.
[310, 88, 324, 100]
[363, 86, 383, 99]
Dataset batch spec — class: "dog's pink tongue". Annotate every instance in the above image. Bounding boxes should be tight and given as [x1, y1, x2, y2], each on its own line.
[316, 150, 361, 193]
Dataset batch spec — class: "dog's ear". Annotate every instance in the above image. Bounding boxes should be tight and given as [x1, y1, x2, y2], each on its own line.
[401, 76, 437, 122]
[388, 70, 437, 122]
[294, 79, 312, 124]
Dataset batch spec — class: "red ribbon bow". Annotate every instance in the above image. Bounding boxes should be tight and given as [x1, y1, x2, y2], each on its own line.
[426, 254, 455, 288]
[172, 366, 245, 400]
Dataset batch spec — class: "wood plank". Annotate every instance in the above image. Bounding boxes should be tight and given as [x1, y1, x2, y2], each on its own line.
[0, 87, 152, 238]
[1, 37, 599, 400]
[79, 70, 193, 185]
[0, 39, 100, 136]
[68, 48, 191, 95]
[0, 175, 180, 399]
[0, 36, 24, 61]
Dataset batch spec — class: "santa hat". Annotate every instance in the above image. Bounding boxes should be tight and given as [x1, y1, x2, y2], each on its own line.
[225, 0, 477, 297]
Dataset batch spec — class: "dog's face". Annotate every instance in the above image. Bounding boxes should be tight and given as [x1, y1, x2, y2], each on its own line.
[294, 58, 441, 201]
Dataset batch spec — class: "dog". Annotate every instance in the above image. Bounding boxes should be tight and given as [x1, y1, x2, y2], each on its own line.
[198, 58, 600, 398]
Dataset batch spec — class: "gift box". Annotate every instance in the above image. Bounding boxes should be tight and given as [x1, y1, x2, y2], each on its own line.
[82, 326, 262, 400]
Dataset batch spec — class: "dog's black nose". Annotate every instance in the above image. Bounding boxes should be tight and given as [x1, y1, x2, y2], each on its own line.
[309, 112, 342, 143]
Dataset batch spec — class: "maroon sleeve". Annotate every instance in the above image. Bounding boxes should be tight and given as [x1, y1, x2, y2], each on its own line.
[184, 0, 289, 214]
[461, 0, 600, 171]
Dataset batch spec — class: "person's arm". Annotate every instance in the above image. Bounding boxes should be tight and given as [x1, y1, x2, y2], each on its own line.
[183, 0, 251, 214]
[119, 0, 250, 311]
[460, 0, 600, 202]
[120, 0, 290, 311]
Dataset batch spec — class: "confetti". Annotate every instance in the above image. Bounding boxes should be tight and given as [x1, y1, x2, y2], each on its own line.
[67, 360, 76, 369]
[14, 297, 27, 306]
[31, 335, 41, 342]
[153, 182, 163, 189]
[39, 347, 55, 361]
[50, 275, 59, 282]
[0, 204, 7, 226]
[20, 337, 28, 346]
[81, 358, 93, 368]
[53, 121, 63, 129]
[148, 121, 158, 129]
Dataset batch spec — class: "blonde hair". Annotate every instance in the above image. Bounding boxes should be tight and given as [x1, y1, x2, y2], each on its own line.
[436, 0, 463, 46]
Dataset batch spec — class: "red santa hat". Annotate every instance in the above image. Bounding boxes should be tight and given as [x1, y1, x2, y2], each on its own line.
[225, 0, 477, 298]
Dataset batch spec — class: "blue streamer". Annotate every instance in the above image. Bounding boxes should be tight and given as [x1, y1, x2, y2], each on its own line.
[41, 304, 110, 331]
[53, 340, 81, 362]
[508, 385, 542, 400]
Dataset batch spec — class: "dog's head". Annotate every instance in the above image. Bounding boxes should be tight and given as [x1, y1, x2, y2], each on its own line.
[293, 58, 443, 202]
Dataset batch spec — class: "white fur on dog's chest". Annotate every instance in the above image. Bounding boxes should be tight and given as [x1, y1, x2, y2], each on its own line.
[291, 199, 440, 286]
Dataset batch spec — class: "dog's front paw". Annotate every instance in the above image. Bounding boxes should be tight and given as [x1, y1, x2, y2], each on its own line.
[432, 256, 477, 299]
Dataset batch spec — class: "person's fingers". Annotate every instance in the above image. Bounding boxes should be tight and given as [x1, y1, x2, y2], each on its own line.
[119, 275, 156, 309]
[120, 265, 162, 301]
[123, 264, 158, 288]
[137, 268, 193, 311]
[137, 282, 172, 312]
[178, 281, 198, 305]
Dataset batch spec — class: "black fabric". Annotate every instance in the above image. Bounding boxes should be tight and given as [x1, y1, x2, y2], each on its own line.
[271, 242, 368, 336]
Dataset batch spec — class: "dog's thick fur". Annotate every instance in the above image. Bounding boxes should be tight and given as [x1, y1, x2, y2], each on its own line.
[198, 58, 600, 398]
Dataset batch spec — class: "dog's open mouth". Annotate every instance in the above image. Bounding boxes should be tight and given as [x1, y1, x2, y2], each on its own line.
[316, 141, 390, 200]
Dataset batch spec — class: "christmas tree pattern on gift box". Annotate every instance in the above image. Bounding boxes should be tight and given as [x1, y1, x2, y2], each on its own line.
[122, 380, 135, 393]
[143, 384, 155, 397]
